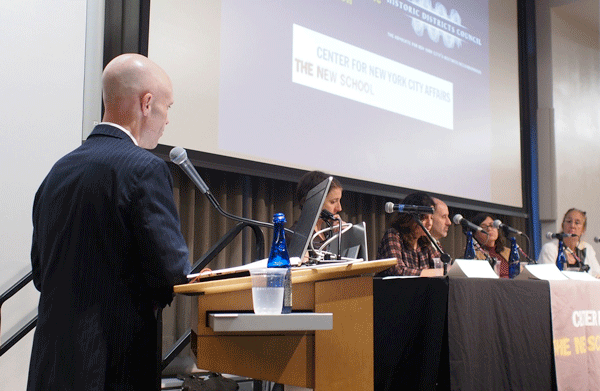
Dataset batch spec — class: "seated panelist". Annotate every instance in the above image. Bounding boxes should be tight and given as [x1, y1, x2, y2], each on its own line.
[430, 197, 451, 258]
[376, 192, 436, 276]
[470, 213, 511, 278]
[292, 170, 344, 252]
[538, 208, 600, 277]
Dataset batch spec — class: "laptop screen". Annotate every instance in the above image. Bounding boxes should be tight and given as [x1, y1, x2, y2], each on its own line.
[287, 176, 332, 261]
[329, 221, 369, 261]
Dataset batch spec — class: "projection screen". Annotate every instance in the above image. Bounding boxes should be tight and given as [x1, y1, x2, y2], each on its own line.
[148, 0, 522, 208]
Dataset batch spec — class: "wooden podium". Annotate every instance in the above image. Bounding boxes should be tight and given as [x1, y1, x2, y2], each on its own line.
[174, 259, 396, 390]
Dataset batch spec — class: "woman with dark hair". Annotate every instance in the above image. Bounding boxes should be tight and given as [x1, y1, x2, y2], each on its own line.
[296, 171, 343, 212]
[293, 170, 344, 250]
[470, 212, 511, 278]
[376, 191, 436, 276]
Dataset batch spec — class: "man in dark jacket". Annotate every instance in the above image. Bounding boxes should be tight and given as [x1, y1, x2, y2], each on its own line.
[27, 53, 191, 391]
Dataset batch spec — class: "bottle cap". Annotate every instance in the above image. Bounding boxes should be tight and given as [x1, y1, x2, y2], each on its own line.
[273, 212, 287, 224]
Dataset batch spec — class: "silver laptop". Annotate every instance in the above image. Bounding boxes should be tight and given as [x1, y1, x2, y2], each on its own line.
[329, 221, 369, 261]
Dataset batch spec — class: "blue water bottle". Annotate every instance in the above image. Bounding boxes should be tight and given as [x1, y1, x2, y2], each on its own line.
[463, 231, 476, 259]
[267, 213, 292, 313]
[556, 240, 566, 271]
[508, 237, 520, 278]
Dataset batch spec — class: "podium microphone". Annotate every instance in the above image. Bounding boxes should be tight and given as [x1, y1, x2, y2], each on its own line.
[385, 202, 434, 214]
[453, 214, 485, 234]
[546, 232, 577, 240]
[170, 146, 210, 194]
[493, 219, 523, 236]
[169, 146, 288, 232]
[595, 237, 600, 243]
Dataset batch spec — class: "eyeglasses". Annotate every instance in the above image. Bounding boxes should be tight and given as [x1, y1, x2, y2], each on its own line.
[564, 219, 584, 226]
[479, 224, 497, 231]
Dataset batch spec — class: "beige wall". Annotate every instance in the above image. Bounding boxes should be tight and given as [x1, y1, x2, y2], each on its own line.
[0, 1, 103, 389]
[538, 1, 600, 255]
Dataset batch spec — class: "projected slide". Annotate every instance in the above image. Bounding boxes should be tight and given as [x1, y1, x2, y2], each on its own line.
[218, 0, 492, 202]
[148, 0, 522, 207]
[292, 24, 454, 129]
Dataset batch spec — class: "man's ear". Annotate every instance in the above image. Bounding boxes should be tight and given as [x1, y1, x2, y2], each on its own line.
[141, 92, 153, 116]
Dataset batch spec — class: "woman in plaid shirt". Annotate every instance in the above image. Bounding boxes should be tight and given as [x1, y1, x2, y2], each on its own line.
[376, 192, 436, 276]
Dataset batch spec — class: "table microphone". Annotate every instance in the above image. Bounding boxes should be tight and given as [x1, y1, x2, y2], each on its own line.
[493, 219, 523, 236]
[546, 232, 577, 240]
[320, 210, 336, 221]
[385, 202, 434, 214]
[453, 214, 485, 233]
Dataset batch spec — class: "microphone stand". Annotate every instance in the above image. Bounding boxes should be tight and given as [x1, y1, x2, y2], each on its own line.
[499, 226, 535, 264]
[564, 244, 589, 272]
[412, 215, 452, 274]
[518, 247, 535, 264]
[180, 170, 293, 234]
[335, 218, 342, 260]
[324, 217, 343, 260]
[578, 247, 589, 272]
[471, 236, 496, 269]
[320, 211, 342, 260]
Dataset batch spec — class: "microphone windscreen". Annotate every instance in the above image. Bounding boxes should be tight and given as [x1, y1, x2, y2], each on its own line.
[546, 232, 552, 239]
[385, 202, 394, 214]
[169, 146, 187, 165]
[493, 219, 502, 229]
[320, 210, 335, 220]
[452, 214, 463, 225]
[595, 237, 600, 243]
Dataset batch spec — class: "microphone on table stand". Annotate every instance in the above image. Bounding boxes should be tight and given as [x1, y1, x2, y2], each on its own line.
[385, 202, 434, 214]
[452, 214, 488, 235]
[320, 210, 343, 260]
[452, 214, 485, 260]
[493, 219, 535, 263]
[546, 232, 577, 271]
[546, 232, 577, 240]
[493, 220, 523, 236]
